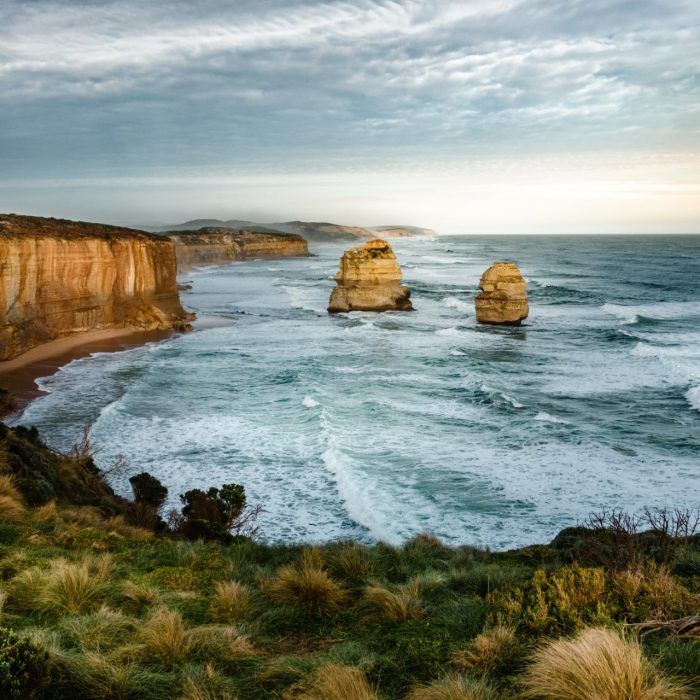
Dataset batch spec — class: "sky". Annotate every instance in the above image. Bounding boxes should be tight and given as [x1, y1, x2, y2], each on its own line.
[0, 0, 699, 233]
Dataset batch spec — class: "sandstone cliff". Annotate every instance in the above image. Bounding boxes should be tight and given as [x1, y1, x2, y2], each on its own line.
[0, 214, 191, 361]
[475, 262, 529, 325]
[328, 239, 413, 313]
[168, 227, 309, 271]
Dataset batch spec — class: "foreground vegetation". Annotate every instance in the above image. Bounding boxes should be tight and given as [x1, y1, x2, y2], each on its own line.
[0, 421, 698, 699]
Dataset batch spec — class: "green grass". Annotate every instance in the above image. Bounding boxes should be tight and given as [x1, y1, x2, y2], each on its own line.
[1, 422, 699, 699]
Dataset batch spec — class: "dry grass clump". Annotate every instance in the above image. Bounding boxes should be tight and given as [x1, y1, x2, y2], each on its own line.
[128, 607, 194, 665]
[209, 580, 251, 623]
[0, 474, 25, 520]
[405, 674, 497, 700]
[189, 625, 256, 661]
[452, 625, 518, 673]
[521, 627, 691, 700]
[61, 606, 136, 652]
[179, 663, 237, 700]
[292, 663, 378, 700]
[268, 549, 348, 613]
[9, 555, 111, 616]
[363, 582, 424, 623]
[328, 543, 376, 582]
[120, 579, 164, 612]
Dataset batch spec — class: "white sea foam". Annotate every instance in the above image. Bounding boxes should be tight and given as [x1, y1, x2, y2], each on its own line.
[442, 296, 471, 313]
[450, 349, 466, 356]
[303, 395, 319, 408]
[436, 326, 465, 337]
[535, 411, 569, 424]
[603, 301, 700, 325]
[502, 394, 524, 408]
[686, 386, 700, 411]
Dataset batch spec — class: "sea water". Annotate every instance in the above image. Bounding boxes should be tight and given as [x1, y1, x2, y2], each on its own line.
[10, 235, 700, 548]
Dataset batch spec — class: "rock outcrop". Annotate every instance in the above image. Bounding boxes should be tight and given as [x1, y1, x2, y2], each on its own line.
[328, 239, 412, 313]
[475, 262, 529, 325]
[0, 214, 191, 361]
[168, 227, 309, 271]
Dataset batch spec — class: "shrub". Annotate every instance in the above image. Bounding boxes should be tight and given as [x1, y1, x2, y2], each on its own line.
[209, 581, 251, 623]
[492, 565, 609, 634]
[177, 483, 260, 542]
[294, 663, 378, 700]
[0, 626, 49, 699]
[267, 549, 347, 614]
[521, 627, 690, 700]
[0, 475, 24, 521]
[448, 562, 529, 597]
[406, 674, 498, 700]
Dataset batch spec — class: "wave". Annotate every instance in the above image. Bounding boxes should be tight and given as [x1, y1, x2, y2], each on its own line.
[534, 411, 569, 424]
[442, 296, 471, 313]
[686, 386, 700, 411]
[436, 326, 467, 337]
[303, 395, 319, 408]
[450, 349, 466, 356]
[603, 301, 700, 325]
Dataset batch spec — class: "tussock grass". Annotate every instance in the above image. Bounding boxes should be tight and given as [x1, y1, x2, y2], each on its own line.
[0, 474, 25, 520]
[328, 543, 376, 583]
[127, 607, 193, 665]
[293, 663, 378, 700]
[61, 606, 136, 652]
[267, 549, 347, 613]
[405, 674, 498, 700]
[179, 663, 237, 700]
[452, 625, 518, 673]
[209, 580, 251, 623]
[521, 627, 691, 700]
[189, 625, 256, 661]
[363, 583, 424, 623]
[120, 579, 164, 613]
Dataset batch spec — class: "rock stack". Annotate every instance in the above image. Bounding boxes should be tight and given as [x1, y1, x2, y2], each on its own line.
[327, 239, 413, 313]
[475, 262, 528, 325]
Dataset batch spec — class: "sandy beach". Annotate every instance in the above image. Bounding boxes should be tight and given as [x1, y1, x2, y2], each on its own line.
[0, 328, 173, 416]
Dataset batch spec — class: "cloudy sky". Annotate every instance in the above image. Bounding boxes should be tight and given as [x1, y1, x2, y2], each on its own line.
[1, 0, 698, 232]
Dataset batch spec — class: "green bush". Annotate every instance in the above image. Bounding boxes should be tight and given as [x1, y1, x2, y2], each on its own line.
[0, 626, 49, 699]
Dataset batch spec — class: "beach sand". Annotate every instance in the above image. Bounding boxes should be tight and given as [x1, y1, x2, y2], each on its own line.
[0, 328, 173, 416]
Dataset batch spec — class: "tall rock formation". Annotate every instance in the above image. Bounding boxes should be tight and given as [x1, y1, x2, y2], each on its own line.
[168, 227, 309, 271]
[475, 262, 528, 325]
[0, 214, 191, 361]
[328, 239, 412, 313]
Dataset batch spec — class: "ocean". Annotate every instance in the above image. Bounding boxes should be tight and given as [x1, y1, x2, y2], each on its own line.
[10, 235, 700, 549]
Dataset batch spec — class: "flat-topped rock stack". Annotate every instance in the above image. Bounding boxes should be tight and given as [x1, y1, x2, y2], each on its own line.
[475, 262, 529, 325]
[328, 239, 413, 313]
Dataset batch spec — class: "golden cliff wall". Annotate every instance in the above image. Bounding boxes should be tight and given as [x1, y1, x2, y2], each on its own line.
[0, 214, 191, 361]
[169, 228, 309, 271]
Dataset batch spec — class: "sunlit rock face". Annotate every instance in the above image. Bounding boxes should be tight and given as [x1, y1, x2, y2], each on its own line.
[168, 227, 309, 271]
[475, 262, 529, 325]
[327, 239, 413, 313]
[0, 214, 191, 360]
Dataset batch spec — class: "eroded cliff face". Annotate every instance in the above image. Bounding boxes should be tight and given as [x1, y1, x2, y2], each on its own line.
[168, 227, 309, 271]
[328, 239, 413, 312]
[0, 214, 191, 361]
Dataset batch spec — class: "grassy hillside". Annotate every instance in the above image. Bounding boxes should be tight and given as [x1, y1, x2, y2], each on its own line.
[0, 422, 698, 699]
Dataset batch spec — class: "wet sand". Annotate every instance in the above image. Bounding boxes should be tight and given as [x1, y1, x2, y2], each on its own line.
[0, 328, 173, 416]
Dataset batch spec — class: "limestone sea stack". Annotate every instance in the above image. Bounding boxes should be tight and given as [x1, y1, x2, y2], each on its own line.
[475, 262, 528, 325]
[328, 239, 413, 313]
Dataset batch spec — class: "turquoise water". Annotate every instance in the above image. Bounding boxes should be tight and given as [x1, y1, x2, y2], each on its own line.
[11, 235, 700, 548]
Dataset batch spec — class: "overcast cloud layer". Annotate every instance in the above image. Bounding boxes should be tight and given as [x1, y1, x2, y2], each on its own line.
[1, 0, 698, 231]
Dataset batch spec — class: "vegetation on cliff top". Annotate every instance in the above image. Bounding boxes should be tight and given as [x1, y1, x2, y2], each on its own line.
[0, 421, 698, 699]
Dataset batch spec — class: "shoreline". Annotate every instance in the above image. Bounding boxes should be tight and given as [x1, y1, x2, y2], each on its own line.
[0, 327, 174, 417]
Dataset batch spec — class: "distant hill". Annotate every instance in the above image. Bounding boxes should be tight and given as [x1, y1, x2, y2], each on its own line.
[144, 219, 437, 241]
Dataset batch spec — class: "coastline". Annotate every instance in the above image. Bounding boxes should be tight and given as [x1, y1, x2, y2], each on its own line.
[0, 327, 175, 417]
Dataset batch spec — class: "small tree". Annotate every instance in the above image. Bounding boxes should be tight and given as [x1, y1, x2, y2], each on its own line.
[128, 472, 168, 531]
[177, 483, 261, 542]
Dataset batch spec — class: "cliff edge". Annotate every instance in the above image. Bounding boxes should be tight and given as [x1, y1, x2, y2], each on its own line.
[0, 214, 191, 361]
[168, 227, 309, 271]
